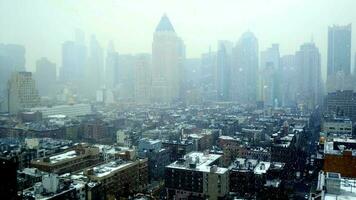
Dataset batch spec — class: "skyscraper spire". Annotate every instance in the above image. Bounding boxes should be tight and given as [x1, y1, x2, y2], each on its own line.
[155, 14, 175, 32]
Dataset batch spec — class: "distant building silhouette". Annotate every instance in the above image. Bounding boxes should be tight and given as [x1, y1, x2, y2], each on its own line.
[60, 31, 87, 83]
[259, 44, 280, 107]
[216, 40, 233, 101]
[35, 57, 56, 97]
[0, 44, 26, 111]
[151, 14, 185, 103]
[231, 32, 259, 104]
[295, 42, 323, 110]
[327, 24, 352, 92]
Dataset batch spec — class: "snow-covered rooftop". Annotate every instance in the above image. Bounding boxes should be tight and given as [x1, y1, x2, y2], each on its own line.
[49, 150, 77, 163]
[166, 152, 228, 174]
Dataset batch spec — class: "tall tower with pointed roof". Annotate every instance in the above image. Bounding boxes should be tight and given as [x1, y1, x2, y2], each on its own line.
[151, 14, 185, 103]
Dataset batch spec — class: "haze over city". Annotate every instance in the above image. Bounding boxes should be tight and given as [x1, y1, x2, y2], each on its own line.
[1, 1, 356, 200]
[1, 0, 356, 78]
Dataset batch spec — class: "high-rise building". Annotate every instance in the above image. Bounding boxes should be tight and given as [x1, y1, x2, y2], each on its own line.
[295, 42, 323, 110]
[200, 50, 217, 101]
[217, 40, 233, 101]
[0, 44, 26, 72]
[134, 54, 152, 104]
[151, 14, 184, 103]
[327, 24, 352, 92]
[85, 35, 104, 97]
[117, 54, 136, 100]
[259, 44, 280, 107]
[0, 44, 26, 104]
[35, 57, 56, 97]
[7, 72, 40, 114]
[60, 32, 87, 83]
[327, 24, 352, 76]
[280, 55, 297, 106]
[105, 41, 119, 90]
[231, 32, 259, 104]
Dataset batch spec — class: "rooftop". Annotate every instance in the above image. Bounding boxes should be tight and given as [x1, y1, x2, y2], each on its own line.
[92, 160, 133, 178]
[49, 150, 77, 164]
[166, 152, 228, 174]
[155, 14, 175, 32]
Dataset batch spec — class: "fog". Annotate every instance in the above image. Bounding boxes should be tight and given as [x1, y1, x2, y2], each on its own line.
[1, 0, 356, 78]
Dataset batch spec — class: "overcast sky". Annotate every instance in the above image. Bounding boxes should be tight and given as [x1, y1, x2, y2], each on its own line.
[0, 0, 355, 79]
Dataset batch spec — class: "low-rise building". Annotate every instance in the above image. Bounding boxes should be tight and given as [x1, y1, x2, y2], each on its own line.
[322, 117, 353, 136]
[310, 171, 356, 200]
[165, 152, 229, 200]
[84, 159, 148, 199]
[30, 104, 92, 119]
[31, 144, 101, 174]
[323, 138, 356, 178]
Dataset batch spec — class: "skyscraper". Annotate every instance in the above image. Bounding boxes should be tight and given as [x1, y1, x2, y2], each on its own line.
[151, 14, 184, 103]
[231, 32, 259, 104]
[60, 32, 87, 83]
[0, 44, 26, 100]
[134, 54, 152, 104]
[280, 55, 297, 107]
[295, 42, 322, 110]
[105, 41, 119, 90]
[7, 72, 40, 114]
[117, 54, 136, 100]
[216, 40, 233, 101]
[327, 24, 352, 76]
[200, 49, 217, 101]
[35, 57, 56, 97]
[86, 35, 104, 97]
[327, 24, 352, 92]
[259, 44, 280, 107]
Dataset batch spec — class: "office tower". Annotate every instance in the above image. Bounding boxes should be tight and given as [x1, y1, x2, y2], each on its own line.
[327, 24, 352, 92]
[35, 57, 56, 97]
[60, 32, 87, 83]
[217, 40, 233, 101]
[7, 72, 40, 114]
[117, 54, 136, 100]
[231, 32, 259, 104]
[134, 54, 152, 104]
[200, 49, 217, 101]
[184, 58, 201, 104]
[105, 41, 119, 89]
[151, 14, 184, 103]
[86, 35, 104, 97]
[259, 44, 280, 107]
[280, 55, 297, 106]
[0, 44, 26, 72]
[0, 44, 26, 102]
[295, 42, 322, 110]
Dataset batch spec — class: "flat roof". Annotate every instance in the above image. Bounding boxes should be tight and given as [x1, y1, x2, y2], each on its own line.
[166, 152, 228, 174]
[49, 150, 77, 164]
[92, 160, 133, 178]
[254, 162, 271, 175]
[325, 178, 356, 200]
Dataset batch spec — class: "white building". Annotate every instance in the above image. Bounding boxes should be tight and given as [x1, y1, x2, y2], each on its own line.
[30, 103, 91, 118]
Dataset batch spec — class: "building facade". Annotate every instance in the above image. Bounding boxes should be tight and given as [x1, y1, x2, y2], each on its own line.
[7, 72, 40, 114]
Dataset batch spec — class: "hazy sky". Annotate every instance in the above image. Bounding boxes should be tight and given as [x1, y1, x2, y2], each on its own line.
[0, 0, 355, 79]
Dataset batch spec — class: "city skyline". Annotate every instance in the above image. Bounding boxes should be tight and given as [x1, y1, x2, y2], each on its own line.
[1, 2, 356, 199]
[1, 0, 356, 80]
